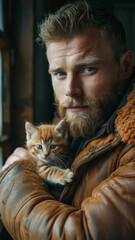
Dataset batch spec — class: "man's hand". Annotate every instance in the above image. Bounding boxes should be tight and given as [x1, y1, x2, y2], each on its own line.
[2, 147, 30, 171]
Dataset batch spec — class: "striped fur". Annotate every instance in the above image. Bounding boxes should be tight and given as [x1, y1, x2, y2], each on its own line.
[25, 119, 73, 185]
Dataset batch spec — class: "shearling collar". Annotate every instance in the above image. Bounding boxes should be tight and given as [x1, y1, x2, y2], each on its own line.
[115, 84, 135, 144]
[107, 72, 135, 135]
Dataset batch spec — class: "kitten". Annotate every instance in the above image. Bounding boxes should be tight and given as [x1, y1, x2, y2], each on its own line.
[25, 119, 73, 185]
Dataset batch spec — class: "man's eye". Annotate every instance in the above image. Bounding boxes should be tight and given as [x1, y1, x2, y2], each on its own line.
[84, 67, 96, 73]
[56, 72, 66, 77]
[36, 145, 42, 150]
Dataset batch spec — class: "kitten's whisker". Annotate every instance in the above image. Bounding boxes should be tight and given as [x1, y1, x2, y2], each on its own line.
[49, 154, 68, 168]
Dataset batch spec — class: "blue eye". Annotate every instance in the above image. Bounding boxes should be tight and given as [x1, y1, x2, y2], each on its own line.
[56, 72, 66, 77]
[37, 145, 42, 150]
[85, 67, 96, 73]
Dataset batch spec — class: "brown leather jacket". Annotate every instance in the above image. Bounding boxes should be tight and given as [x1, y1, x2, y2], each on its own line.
[0, 83, 135, 240]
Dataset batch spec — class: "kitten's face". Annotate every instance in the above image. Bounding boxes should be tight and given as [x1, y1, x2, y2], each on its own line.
[25, 120, 68, 164]
[28, 130, 68, 163]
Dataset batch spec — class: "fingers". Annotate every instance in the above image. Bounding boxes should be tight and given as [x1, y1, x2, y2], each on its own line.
[13, 147, 29, 158]
[1, 147, 30, 171]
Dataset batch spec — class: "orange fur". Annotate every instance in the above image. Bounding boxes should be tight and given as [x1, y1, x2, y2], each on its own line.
[25, 120, 73, 185]
[115, 87, 135, 144]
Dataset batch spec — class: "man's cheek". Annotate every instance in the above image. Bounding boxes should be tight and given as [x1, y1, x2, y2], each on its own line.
[53, 88, 62, 102]
[58, 104, 66, 117]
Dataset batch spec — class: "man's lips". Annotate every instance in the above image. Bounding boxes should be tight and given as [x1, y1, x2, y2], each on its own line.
[67, 106, 89, 112]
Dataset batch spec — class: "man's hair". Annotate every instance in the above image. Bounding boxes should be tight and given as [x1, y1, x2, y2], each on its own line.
[38, 0, 127, 64]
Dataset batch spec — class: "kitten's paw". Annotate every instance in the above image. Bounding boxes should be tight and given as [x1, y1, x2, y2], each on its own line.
[64, 169, 74, 184]
[66, 169, 74, 182]
[58, 169, 74, 185]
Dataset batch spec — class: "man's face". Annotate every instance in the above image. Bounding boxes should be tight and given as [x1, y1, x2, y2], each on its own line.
[47, 28, 123, 138]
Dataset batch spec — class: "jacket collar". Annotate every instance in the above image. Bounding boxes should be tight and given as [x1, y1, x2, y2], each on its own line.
[106, 68, 135, 135]
[115, 84, 135, 145]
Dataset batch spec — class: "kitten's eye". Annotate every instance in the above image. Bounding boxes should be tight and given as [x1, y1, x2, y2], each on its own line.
[50, 144, 57, 149]
[36, 144, 42, 150]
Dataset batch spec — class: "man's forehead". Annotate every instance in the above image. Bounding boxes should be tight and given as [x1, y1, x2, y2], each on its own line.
[47, 28, 113, 72]
[47, 28, 102, 58]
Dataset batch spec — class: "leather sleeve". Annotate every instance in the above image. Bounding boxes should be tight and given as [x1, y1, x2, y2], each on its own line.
[0, 163, 86, 240]
[0, 156, 135, 240]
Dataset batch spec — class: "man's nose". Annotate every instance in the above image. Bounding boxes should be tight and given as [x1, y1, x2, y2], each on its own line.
[65, 73, 82, 97]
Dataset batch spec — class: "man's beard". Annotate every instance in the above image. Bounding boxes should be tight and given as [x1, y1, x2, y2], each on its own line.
[55, 71, 123, 138]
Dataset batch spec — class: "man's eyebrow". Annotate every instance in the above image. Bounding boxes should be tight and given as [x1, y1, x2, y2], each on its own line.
[75, 56, 104, 68]
[48, 67, 64, 74]
[48, 56, 103, 74]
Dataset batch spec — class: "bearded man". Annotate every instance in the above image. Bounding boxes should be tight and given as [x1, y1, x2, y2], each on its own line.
[0, 1, 135, 239]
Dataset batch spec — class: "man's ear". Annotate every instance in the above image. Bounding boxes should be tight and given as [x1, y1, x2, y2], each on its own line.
[120, 50, 134, 79]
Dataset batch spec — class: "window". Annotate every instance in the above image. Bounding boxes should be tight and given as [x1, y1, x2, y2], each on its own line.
[0, 50, 2, 137]
[0, 0, 4, 32]
[0, 0, 11, 169]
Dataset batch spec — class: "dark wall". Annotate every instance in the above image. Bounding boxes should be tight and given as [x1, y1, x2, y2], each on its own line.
[33, 1, 53, 124]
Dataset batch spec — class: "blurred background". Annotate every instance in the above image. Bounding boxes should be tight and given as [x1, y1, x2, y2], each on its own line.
[0, 0, 135, 168]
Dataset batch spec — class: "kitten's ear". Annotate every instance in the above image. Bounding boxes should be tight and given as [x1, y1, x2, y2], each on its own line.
[55, 119, 68, 139]
[25, 121, 38, 142]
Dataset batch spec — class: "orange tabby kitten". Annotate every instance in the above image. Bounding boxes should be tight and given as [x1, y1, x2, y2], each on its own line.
[25, 119, 73, 185]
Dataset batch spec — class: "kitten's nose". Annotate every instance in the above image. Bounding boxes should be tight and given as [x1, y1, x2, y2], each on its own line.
[44, 153, 49, 158]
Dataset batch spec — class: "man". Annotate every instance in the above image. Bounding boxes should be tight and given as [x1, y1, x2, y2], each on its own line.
[0, 0, 135, 239]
